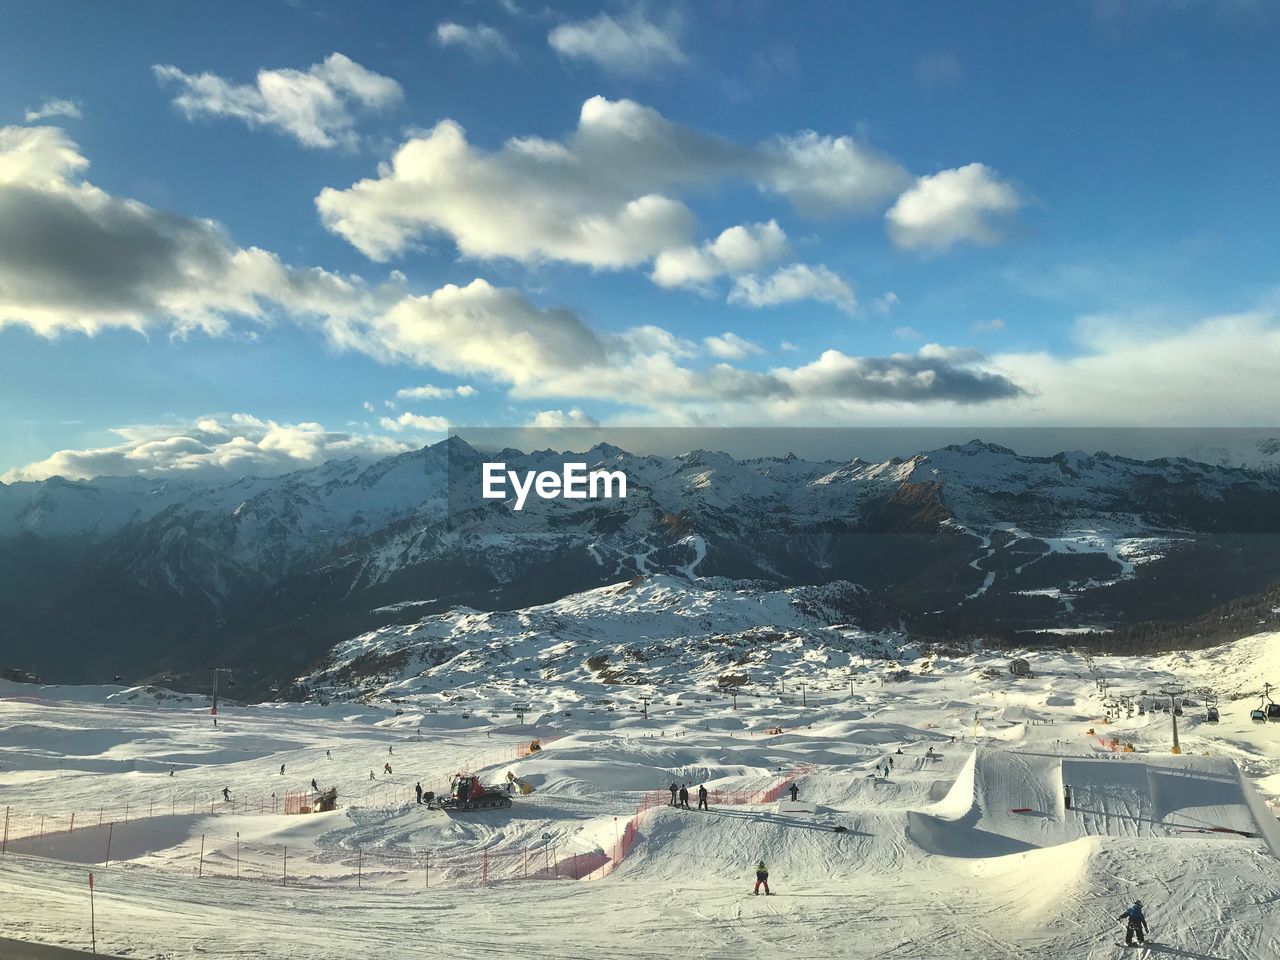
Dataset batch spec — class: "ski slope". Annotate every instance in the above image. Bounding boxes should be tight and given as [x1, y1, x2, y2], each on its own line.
[2, 637, 1280, 959]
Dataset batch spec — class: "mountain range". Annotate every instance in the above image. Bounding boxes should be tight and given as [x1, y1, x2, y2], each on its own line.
[4, 437, 1280, 698]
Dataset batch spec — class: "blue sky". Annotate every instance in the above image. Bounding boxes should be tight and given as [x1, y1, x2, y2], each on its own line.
[2, 0, 1279, 480]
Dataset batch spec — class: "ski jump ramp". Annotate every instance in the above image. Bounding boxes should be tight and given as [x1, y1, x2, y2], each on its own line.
[909, 748, 1280, 859]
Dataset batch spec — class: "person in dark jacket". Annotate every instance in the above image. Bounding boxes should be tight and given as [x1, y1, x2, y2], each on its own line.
[1064, 783, 1073, 810]
[222, 787, 231, 802]
[311, 778, 319, 792]
[753, 860, 771, 895]
[415, 782, 424, 804]
[679, 785, 690, 810]
[788, 783, 799, 802]
[1118, 901, 1148, 946]
[697, 784, 709, 810]
[669, 782, 679, 806]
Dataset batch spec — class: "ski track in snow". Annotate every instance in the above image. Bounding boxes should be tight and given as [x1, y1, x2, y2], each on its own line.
[2, 635, 1280, 958]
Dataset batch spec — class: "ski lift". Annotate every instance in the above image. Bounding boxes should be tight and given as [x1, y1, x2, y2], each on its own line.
[1206, 706, 1219, 723]
[1251, 709, 1267, 723]
[1269, 703, 1280, 721]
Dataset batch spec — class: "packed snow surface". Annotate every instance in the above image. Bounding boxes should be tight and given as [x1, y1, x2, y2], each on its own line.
[3, 633, 1280, 959]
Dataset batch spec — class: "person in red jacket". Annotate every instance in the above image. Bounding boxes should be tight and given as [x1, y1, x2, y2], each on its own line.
[754, 861, 771, 895]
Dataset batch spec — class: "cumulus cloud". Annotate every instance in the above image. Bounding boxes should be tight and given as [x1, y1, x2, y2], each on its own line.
[24, 98, 82, 122]
[320, 276, 1022, 411]
[153, 53, 402, 149]
[872, 291, 900, 316]
[379, 412, 450, 433]
[0, 125, 370, 337]
[529, 408, 601, 428]
[394, 384, 476, 401]
[970, 318, 1006, 334]
[887, 163, 1022, 252]
[778, 345, 1025, 404]
[651, 220, 789, 290]
[704, 332, 764, 360]
[435, 22, 517, 60]
[315, 96, 910, 270]
[729, 263, 856, 314]
[2, 413, 409, 482]
[548, 7, 686, 76]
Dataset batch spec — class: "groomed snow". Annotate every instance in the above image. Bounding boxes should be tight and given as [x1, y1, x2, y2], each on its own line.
[2, 635, 1280, 958]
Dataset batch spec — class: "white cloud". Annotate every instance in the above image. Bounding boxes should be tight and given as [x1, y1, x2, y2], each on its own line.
[0, 125, 371, 337]
[548, 7, 686, 76]
[970, 318, 1007, 334]
[729, 263, 856, 314]
[704, 332, 764, 360]
[872, 291, 900, 316]
[24, 98, 82, 122]
[379, 412, 450, 433]
[316, 96, 911, 270]
[394, 384, 476, 401]
[153, 53, 403, 149]
[651, 220, 789, 290]
[894, 326, 923, 340]
[529, 408, 600, 428]
[1, 413, 409, 482]
[762, 131, 912, 217]
[362, 401, 375, 412]
[435, 22, 517, 60]
[887, 163, 1022, 252]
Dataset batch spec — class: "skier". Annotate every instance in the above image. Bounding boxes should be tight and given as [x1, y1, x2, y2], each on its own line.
[222, 787, 231, 802]
[669, 782, 679, 807]
[169, 767, 175, 777]
[697, 784, 709, 811]
[679, 785, 690, 810]
[280, 763, 285, 776]
[1117, 900, 1148, 946]
[1064, 783, 1073, 810]
[415, 782, 424, 805]
[326, 749, 331, 760]
[888, 756, 894, 770]
[311, 778, 319, 792]
[389, 746, 394, 755]
[926, 746, 934, 758]
[789, 783, 799, 802]
[369, 770, 375, 781]
[753, 860, 771, 896]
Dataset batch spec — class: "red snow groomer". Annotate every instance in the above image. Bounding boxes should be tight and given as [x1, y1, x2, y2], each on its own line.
[429, 773, 513, 811]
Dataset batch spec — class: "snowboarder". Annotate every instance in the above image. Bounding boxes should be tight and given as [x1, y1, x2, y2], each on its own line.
[389, 746, 394, 755]
[311, 778, 319, 792]
[280, 763, 285, 776]
[669, 782, 679, 806]
[222, 787, 230, 802]
[754, 860, 771, 896]
[169, 766, 175, 777]
[926, 746, 934, 758]
[1118, 900, 1148, 946]
[888, 756, 894, 769]
[679, 785, 690, 810]
[789, 783, 799, 802]
[369, 770, 375, 781]
[415, 782, 424, 804]
[326, 749, 331, 760]
[896, 748, 903, 755]
[384, 762, 393, 775]
[1064, 783, 1073, 810]
[697, 784, 709, 811]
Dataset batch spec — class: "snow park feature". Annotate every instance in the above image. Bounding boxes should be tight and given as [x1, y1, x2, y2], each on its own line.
[3, 632, 1280, 958]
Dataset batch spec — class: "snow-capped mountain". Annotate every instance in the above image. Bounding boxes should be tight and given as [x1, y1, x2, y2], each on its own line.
[4, 437, 1280, 694]
[304, 574, 905, 699]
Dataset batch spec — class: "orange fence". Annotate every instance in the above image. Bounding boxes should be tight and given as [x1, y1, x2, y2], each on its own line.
[582, 764, 813, 881]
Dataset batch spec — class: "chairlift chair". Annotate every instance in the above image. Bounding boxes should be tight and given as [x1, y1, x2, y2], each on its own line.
[1251, 708, 1267, 723]
[1206, 706, 1219, 723]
